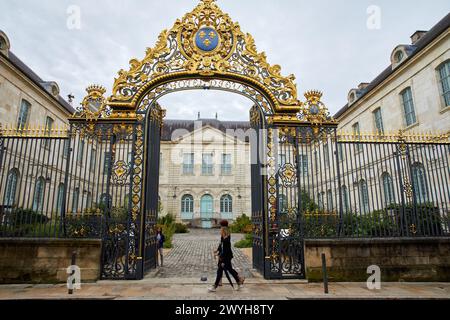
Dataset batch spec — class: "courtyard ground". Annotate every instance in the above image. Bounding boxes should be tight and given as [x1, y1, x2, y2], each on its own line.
[0, 229, 449, 300]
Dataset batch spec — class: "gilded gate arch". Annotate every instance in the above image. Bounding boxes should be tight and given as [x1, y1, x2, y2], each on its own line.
[73, 0, 336, 280]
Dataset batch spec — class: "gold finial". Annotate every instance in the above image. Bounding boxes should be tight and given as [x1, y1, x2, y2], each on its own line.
[86, 84, 106, 95]
[304, 90, 323, 104]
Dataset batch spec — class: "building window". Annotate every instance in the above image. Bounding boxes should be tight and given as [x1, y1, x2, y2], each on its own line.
[323, 143, 330, 167]
[72, 187, 80, 213]
[86, 192, 92, 210]
[412, 163, 428, 203]
[181, 195, 194, 214]
[395, 50, 404, 63]
[352, 122, 362, 152]
[338, 143, 344, 162]
[202, 153, 213, 175]
[318, 192, 325, 211]
[373, 108, 384, 134]
[314, 151, 318, 173]
[437, 61, 450, 107]
[221, 154, 232, 175]
[100, 193, 111, 207]
[326, 190, 333, 212]
[401, 87, 417, 127]
[42, 116, 54, 148]
[359, 179, 370, 214]
[17, 99, 31, 129]
[183, 153, 194, 175]
[278, 194, 288, 213]
[104, 152, 111, 174]
[220, 195, 233, 213]
[56, 183, 65, 213]
[32, 177, 46, 212]
[4, 169, 19, 206]
[382, 173, 395, 206]
[63, 139, 70, 158]
[77, 139, 85, 164]
[341, 185, 349, 213]
[90, 148, 97, 172]
[299, 154, 308, 176]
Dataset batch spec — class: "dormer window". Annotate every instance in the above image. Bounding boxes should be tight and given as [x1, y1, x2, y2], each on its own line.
[395, 50, 404, 63]
[0, 30, 11, 56]
[349, 92, 356, 103]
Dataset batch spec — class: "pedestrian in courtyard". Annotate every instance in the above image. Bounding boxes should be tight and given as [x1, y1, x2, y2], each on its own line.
[208, 220, 245, 292]
[156, 227, 165, 267]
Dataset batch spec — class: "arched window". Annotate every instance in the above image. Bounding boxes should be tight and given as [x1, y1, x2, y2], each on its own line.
[32, 177, 46, 212]
[326, 190, 333, 212]
[181, 194, 194, 213]
[4, 169, 19, 206]
[437, 60, 450, 107]
[317, 192, 325, 211]
[359, 179, 369, 214]
[220, 195, 233, 213]
[72, 187, 80, 213]
[56, 183, 65, 213]
[100, 193, 111, 207]
[412, 163, 428, 203]
[341, 185, 349, 213]
[381, 173, 395, 206]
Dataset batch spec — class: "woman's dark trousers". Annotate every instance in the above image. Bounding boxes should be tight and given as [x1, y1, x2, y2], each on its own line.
[214, 259, 240, 287]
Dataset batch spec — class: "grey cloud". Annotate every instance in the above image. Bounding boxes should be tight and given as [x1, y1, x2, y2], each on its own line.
[1, 0, 449, 120]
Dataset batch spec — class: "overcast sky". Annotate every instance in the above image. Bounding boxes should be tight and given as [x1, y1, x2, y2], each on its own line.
[1, 0, 449, 120]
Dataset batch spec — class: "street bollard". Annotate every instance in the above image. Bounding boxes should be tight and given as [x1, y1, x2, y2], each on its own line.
[68, 251, 76, 295]
[321, 253, 329, 294]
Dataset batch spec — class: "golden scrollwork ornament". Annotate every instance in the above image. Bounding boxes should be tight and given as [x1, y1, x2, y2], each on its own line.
[109, 0, 301, 111]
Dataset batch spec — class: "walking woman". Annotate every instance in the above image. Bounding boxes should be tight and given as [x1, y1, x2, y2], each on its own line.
[208, 221, 245, 292]
[156, 227, 165, 267]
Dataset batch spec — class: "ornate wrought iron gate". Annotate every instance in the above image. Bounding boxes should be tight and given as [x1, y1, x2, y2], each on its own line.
[250, 106, 267, 276]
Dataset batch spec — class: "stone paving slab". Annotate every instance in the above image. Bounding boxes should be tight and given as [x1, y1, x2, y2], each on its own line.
[0, 282, 449, 300]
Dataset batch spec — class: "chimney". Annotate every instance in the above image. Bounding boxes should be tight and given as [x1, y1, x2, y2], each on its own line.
[198, 112, 200, 120]
[410, 30, 427, 45]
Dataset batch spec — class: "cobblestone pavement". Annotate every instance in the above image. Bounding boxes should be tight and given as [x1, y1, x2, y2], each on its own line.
[152, 229, 253, 280]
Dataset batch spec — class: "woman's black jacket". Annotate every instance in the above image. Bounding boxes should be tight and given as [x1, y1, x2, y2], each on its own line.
[217, 236, 233, 261]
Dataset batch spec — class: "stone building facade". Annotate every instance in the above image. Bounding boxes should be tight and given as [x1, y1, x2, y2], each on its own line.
[158, 119, 252, 227]
[0, 30, 74, 128]
[335, 13, 450, 135]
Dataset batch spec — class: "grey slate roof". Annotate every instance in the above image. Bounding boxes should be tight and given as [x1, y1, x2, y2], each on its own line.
[334, 12, 450, 119]
[161, 118, 251, 141]
[0, 50, 75, 114]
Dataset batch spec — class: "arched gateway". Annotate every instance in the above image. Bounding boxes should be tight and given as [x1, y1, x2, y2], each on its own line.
[72, 0, 336, 280]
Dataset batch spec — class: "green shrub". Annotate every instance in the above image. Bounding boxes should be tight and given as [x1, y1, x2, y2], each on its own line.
[230, 214, 252, 234]
[174, 223, 189, 234]
[156, 213, 178, 248]
[0, 208, 50, 237]
[234, 233, 253, 248]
